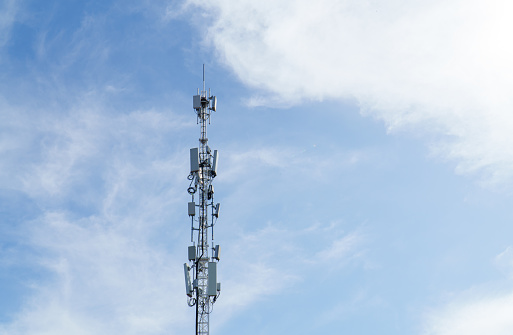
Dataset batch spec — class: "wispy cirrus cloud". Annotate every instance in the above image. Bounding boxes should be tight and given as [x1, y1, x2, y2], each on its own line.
[315, 230, 364, 263]
[212, 220, 366, 331]
[0, 211, 188, 335]
[218, 145, 367, 186]
[19, 104, 191, 201]
[0, 88, 195, 334]
[0, 0, 18, 49]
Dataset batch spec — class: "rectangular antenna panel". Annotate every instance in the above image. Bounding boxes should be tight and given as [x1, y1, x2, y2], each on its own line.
[211, 150, 218, 176]
[193, 95, 201, 109]
[213, 203, 220, 218]
[188, 246, 196, 261]
[184, 263, 193, 297]
[190, 148, 199, 172]
[188, 202, 196, 216]
[211, 96, 217, 111]
[217, 282, 221, 292]
[207, 262, 218, 296]
[213, 245, 220, 261]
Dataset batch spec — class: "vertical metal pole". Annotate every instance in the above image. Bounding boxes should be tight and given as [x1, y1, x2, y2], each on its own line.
[197, 83, 211, 335]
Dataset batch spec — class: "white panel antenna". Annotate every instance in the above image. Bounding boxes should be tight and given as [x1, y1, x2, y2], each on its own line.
[188, 202, 196, 216]
[190, 148, 199, 172]
[207, 262, 218, 296]
[184, 264, 193, 297]
[213, 245, 220, 261]
[188, 246, 197, 261]
[211, 150, 218, 177]
[213, 203, 220, 218]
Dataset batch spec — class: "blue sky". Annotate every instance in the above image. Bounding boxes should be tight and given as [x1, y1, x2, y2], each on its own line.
[1, 0, 513, 334]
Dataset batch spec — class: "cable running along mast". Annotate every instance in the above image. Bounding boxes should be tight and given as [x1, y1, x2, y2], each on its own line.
[184, 66, 221, 335]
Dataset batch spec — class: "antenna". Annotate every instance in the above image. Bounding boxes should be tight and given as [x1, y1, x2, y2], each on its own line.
[184, 67, 221, 335]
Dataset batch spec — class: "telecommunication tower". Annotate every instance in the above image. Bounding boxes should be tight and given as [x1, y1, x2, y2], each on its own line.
[184, 66, 221, 335]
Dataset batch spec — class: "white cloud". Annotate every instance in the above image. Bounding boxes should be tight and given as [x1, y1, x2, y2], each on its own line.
[423, 247, 513, 335]
[186, 0, 513, 185]
[423, 291, 513, 335]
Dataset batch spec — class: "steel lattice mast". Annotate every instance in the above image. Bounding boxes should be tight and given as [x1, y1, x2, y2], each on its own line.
[184, 67, 221, 335]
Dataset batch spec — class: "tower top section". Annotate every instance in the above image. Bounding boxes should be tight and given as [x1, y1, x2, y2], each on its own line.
[192, 65, 217, 136]
[194, 66, 216, 110]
